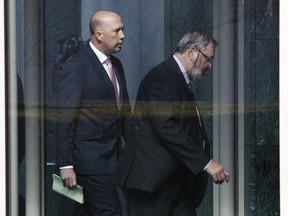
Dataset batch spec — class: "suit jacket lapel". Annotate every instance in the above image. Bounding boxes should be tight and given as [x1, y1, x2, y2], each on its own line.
[168, 57, 195, 100]
[114, 66, 124, 108]
[85, 46, 119, 102]
[111, 55, 128, 110]
[168, 56, 209, 150]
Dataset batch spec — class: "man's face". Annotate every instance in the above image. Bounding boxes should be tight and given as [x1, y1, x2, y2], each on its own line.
[97, 14, 125, 56]
[188, 42, 215, 80]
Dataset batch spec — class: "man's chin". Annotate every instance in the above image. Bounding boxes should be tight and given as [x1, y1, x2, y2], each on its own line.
[198, 71, 207, 80]
[115, 47, 122, 53]
[192, 73, 204, 81]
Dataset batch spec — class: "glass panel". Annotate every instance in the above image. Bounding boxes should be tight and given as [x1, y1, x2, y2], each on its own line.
[44, 2, 81, 215]
[5, 0, 280, 215]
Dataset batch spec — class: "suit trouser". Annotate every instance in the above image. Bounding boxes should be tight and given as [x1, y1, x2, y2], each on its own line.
[72, 174, 122, 216]
[122, 172, 198, 216]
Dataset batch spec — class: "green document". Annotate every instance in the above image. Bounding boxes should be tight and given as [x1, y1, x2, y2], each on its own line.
[52, 174, 84, 204]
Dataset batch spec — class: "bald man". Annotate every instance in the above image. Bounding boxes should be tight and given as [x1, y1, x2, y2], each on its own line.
[55, 11, 131, 215]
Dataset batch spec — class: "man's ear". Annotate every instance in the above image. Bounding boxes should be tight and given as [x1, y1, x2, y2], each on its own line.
[188, 46, 197, 61]
[188, 46, 197, 53]
[95, 31, 103, 41]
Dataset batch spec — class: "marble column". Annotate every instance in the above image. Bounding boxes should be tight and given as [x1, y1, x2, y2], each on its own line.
[0, 2, 6, 214]
[24, 0, 44, 215]
[213, 0, 235, 215]
[7, 0, 19, 215]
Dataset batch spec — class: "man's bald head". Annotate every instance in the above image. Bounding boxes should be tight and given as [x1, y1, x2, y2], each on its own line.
[89, 11, 125, 56]
[89, 11, 121, 35]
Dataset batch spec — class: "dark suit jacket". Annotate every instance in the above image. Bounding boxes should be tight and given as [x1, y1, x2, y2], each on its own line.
[55, 45, 131, 175]
[17, 74, 25, 167]
[113, 56, 210, 207]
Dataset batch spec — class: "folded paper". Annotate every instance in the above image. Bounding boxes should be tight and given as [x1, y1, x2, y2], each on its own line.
[52, 174, 84, 204]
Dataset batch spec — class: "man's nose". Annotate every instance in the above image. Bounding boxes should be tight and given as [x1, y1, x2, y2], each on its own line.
[120, 30, 125, 39]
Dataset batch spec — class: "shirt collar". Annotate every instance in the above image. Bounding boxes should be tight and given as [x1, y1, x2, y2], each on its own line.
[173, 54, 190, 84]
[89, 41, 109, 63]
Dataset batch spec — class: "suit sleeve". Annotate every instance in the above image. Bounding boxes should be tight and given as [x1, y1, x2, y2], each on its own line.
[55, 58, 84, 167]
[139, 76, 210, 174]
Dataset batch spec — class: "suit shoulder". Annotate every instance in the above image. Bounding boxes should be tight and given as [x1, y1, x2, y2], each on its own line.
[143, 58, 177, 81]
[63, 47, 91, 67]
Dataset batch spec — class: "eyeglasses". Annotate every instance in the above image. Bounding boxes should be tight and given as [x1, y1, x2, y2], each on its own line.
[198, 49, 214, 64]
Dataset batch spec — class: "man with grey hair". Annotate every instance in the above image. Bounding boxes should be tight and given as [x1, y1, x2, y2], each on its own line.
[112, 28, 229, 216]
[56, 11, 131, 215]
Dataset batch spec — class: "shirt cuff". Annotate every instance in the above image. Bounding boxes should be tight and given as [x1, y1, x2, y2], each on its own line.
[203, 159, 212, 171]
[59, 165, 74, 169]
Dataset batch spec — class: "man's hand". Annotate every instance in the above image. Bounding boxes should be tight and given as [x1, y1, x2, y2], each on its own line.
[206, 160, 230, 184]
[60, 168, 77, 188]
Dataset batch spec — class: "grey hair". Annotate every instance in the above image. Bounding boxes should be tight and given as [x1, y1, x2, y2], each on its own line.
[175, 28, 217, 53]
